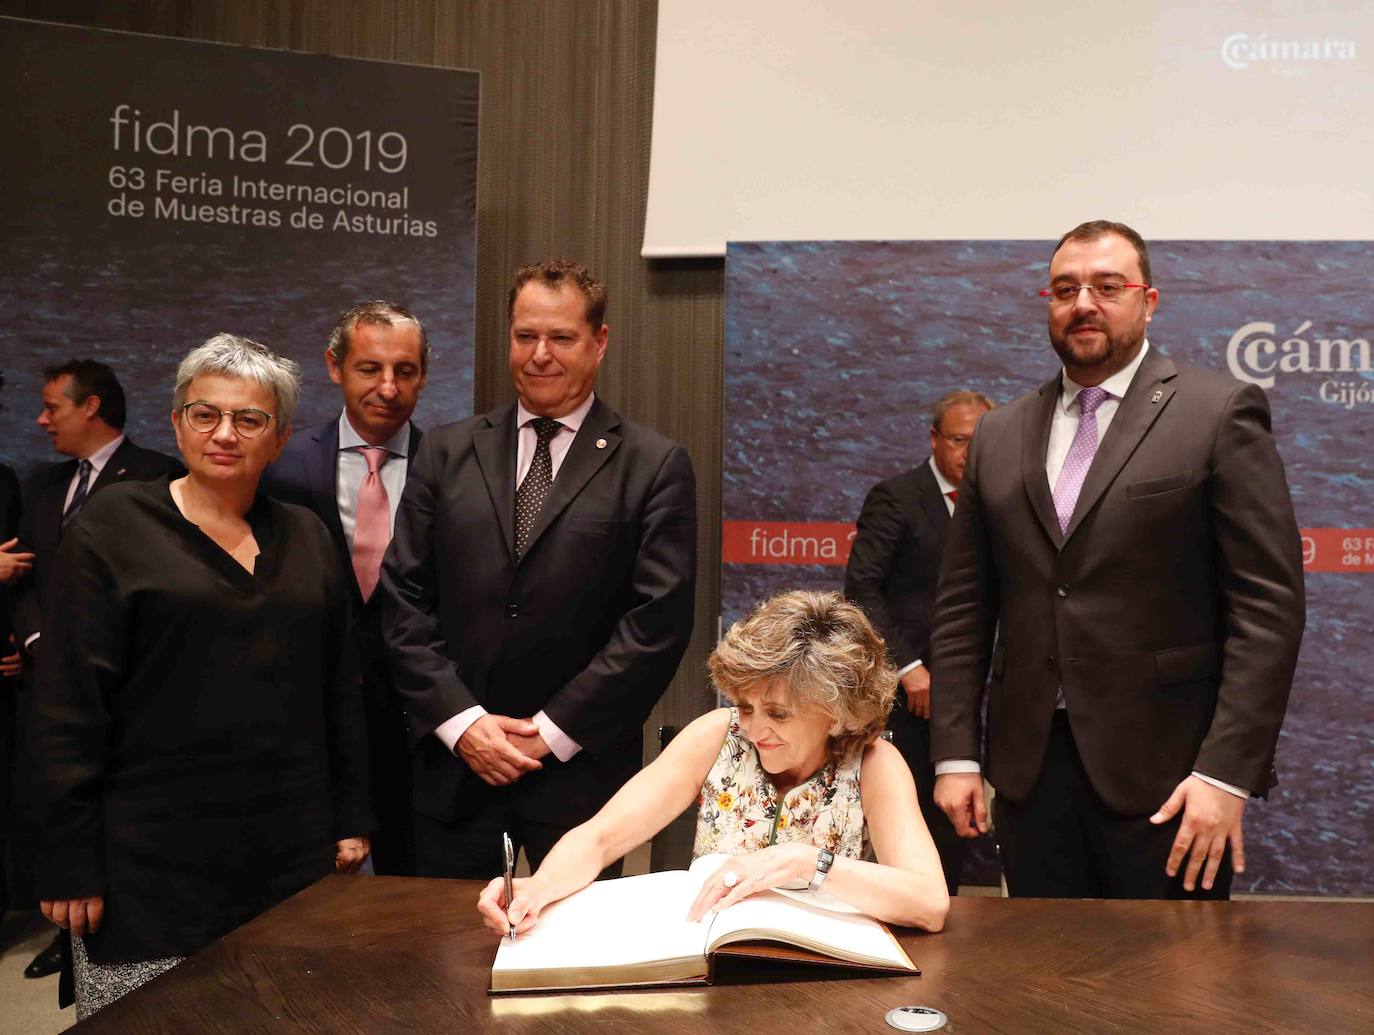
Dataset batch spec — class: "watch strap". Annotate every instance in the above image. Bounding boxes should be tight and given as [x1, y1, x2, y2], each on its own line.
[807, 848, 835, 892]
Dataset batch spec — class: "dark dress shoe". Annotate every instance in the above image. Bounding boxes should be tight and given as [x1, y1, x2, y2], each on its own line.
[24, 932, 62, 978]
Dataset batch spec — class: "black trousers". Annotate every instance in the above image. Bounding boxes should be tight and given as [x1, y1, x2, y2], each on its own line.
[888, 707, 967, 895]
[413, 806, 623, 882]
[994, 712, 1233, 900]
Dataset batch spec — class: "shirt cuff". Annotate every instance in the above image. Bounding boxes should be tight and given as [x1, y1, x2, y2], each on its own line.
[434, 705, 487, 755]
[23, 632, 39, 651]
[1191, 771, 1249, 799]
[934, 759, 982, 776]
[533, 711, 581, 763]
[895, 659, 923, 678]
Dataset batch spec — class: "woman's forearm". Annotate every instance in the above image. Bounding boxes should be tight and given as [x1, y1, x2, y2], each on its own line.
[525, 820, 619, 906]
[809, 854, 949, 931]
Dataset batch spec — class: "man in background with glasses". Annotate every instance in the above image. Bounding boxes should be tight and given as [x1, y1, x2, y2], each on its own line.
[845, 388, 992, 896]
[930, 220, 1304, 900]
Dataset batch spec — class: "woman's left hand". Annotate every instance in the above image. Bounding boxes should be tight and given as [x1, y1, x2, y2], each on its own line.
[334, 836, 371, 874]
[687, 842, 817, 921]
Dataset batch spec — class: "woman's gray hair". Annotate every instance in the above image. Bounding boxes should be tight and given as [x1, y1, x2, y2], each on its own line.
[172, 333, 302, 434]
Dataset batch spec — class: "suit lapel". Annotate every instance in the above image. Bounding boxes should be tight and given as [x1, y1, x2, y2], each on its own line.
[519, 398, 621, 564]
[1062, 349, 1178, 543]
[912, 461, 950, 533]
[44, 460, 77, 545]
[1022, 377, 1063, 546]
[89, 439, 135, 494]
[474, 403, 519, 563]
[306, 422, 353, 582]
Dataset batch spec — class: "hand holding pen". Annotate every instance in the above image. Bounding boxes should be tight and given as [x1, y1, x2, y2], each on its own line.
[476, 836, 551, 938]
[502, 832, 517, 942]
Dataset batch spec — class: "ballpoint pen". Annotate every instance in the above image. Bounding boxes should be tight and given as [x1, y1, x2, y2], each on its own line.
[502, 831, 517, 942]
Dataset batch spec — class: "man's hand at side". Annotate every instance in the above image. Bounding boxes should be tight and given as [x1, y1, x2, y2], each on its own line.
[0, 635, 23, 679]
[900, 664, 931, 718]
[934, 772, 988, 837]
[457, 714, 544, 786]
[1151, 774, 1246, 892]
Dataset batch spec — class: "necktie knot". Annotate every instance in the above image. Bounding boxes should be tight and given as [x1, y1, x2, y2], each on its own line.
[359, 446, 388, 475]
[531, 417, 561, 443]
[77, 459, 93, 477]
[1077, 386, 1109, 416]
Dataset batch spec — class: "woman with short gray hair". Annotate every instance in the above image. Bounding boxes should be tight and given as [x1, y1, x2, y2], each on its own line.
[31, 333, 374, 1019]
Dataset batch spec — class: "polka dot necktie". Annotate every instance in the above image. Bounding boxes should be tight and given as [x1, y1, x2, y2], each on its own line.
[515, 417, 561, 558]
[1052, 386, 1110, 534]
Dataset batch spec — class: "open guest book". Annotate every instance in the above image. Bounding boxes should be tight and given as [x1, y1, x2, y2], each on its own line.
[489, 853, 917, 993]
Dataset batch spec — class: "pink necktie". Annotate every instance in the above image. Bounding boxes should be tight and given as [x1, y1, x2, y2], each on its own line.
[352, 446, 390, 600]
[1052, 387, 1109, 534]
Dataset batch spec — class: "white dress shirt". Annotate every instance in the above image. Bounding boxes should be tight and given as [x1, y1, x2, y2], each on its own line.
[336, 413, 411, 549]
[934, 342, 1246, 798]
[62, 434, 124, 511]
[432, 393, 599, 764]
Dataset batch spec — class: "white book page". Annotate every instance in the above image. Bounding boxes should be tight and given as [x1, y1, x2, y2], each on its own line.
[686, 852, 908, 967]
[686, 853, 863, 915]
[492, 870, 709, 976]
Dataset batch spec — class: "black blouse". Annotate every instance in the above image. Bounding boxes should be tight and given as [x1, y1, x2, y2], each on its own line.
[31, 476, 373, 963]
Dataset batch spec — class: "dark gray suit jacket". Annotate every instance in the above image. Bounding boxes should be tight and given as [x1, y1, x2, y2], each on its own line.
[929, 348, 1305, 815]
[845, 458, 949, 671]
[381, 397, 697, 825]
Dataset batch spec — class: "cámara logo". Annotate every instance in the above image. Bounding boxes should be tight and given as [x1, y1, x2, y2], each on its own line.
[1221, 32, 1358, 70]
[1227, 320, 1374, 406]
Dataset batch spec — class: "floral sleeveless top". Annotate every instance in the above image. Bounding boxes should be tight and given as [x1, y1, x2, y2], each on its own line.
[692, 709, 867, 860]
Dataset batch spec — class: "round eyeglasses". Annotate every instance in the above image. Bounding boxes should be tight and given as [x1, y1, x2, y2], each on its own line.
[180, 401, 275, 438]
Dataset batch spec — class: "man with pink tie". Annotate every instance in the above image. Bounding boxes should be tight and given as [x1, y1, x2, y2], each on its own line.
[263, 300, 429, 875]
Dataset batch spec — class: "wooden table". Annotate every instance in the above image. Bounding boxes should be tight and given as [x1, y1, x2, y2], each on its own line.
[75, 875, 1374, 1033]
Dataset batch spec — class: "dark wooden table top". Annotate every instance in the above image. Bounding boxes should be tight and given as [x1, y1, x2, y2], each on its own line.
[75, 875, 1374, 1033]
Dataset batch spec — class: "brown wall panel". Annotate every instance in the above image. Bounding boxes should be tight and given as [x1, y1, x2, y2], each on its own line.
[3, 0, 725, 749]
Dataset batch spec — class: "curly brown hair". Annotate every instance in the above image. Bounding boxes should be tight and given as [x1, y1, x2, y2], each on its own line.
[708, 590, 897, 765]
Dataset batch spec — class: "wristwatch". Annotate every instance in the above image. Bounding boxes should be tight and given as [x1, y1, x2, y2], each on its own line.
[808, 848, 835, 892]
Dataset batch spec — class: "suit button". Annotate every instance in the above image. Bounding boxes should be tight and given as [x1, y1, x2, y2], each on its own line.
[507, 603, 520, 618]
[1056, 584, 1069, 598]
[1046, 655, 1056, 671]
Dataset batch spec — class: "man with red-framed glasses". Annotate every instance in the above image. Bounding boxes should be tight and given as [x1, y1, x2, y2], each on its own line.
[929, 220, 1304, 900]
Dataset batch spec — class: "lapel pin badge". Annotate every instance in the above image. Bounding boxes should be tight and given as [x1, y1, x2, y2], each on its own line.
[595, 438, 607, 449]
[1150, 390, 1163, 404]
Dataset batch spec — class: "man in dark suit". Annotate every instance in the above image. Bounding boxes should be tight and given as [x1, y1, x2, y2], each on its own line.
[930, 221, 1305, 900]
[382, 260, 697, 878]
[845, 389, 992, 895]
[9, 359, 179, 978]
[262, 300, 428, 875]
[0, 366, 26, 924]
[12, 360, 182, 659]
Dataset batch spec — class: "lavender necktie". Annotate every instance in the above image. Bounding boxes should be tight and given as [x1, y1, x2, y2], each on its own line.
[1052, 386, 1110, 534]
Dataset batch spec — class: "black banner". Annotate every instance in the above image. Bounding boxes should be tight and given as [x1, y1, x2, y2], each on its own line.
[0, 18, 478, 471]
